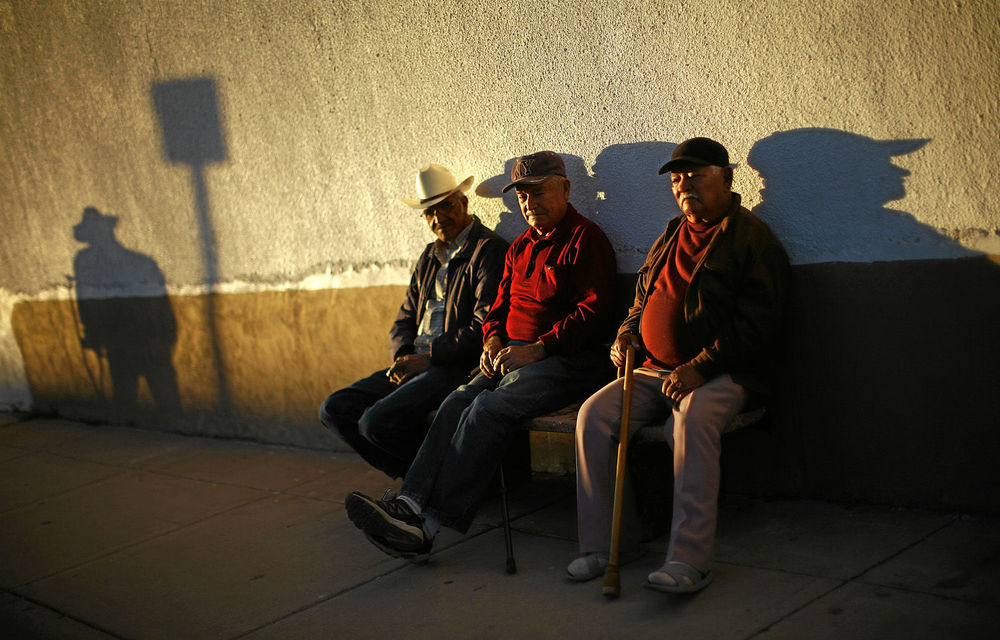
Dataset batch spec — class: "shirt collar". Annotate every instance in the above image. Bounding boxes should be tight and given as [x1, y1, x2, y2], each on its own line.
[434, 217, 475, 262]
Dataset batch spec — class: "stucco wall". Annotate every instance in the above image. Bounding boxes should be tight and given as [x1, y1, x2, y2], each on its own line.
[2, 0, 999, 506]
[3, 1, 998, 294]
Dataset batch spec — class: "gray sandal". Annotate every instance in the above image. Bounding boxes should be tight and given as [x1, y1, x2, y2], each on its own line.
[645, 561, 713, 593]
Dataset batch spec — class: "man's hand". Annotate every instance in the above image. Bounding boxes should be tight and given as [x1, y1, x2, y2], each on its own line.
[492, 341, 547, 377]
[387, 353, 431, 386]
[662, 362, 705, 403]
[610, 333, 641, 368]
[480, 336, 506, 377]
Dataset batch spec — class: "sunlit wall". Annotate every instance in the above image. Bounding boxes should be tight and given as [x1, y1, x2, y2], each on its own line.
[2, 1, 999, 506]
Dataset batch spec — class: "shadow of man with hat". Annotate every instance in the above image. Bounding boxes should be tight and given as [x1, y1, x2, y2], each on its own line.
[71, 206, 181, 420]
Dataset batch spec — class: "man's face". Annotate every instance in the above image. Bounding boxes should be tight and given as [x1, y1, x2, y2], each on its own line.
[515, 177, 570, 234]
[670, 165, 733, 222]
[423, 193, 472, 243]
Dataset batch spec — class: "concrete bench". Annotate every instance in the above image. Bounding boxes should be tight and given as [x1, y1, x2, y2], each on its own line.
[523, 403, 766, 440]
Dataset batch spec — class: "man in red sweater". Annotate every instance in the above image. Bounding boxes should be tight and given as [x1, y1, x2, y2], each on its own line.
[570, 138, 790, 594]
[345, 151, 617, 559]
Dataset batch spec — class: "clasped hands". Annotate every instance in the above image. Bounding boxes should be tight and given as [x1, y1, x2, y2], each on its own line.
[480, 336, 546, 378]
[386, 352, 431, 386]
[612, 333, 705, 403]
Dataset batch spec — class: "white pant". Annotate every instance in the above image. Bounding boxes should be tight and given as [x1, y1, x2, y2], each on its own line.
[575, 371, 746, 570]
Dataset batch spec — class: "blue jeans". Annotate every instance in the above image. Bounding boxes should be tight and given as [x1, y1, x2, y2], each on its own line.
[319, 365, 470, 478]
[401, 347, 612, 532]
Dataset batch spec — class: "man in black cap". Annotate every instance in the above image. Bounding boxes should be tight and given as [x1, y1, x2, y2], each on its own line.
[570, 138, 790, 594]
[319, 164, 507, 479]
[345, 151, 617, 559]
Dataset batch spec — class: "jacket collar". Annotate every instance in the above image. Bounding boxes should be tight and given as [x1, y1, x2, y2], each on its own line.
[449, 216, 485, 260]
[668, 192, 742, 233]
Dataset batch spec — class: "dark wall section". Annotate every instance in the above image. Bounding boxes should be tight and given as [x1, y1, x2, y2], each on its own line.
[725, 255, 1000, 513]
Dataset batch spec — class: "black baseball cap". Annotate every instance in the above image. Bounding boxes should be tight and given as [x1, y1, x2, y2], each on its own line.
[658, 137, 730, 174]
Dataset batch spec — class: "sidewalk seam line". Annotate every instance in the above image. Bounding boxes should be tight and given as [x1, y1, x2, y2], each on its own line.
[743, 513, 964, 638]
[2, 586, 128, 639]
[17, 493, 276, 588]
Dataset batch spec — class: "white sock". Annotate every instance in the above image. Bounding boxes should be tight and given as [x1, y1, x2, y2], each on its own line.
[398, 494, 422, 515]
[398, 494, 438, 539]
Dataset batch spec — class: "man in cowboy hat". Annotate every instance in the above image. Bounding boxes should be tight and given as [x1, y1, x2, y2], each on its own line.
[570, 137, 789, 594]
[345, 151, 618, 559]
[319, 164, 507, 479]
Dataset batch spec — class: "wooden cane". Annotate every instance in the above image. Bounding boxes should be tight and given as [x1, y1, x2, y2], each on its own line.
[602, 343, 635, 598]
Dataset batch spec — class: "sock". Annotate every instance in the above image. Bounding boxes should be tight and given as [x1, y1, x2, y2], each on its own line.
[421, 513, 440, 539]
[398, 494, 422, 515]
[398, 494, 438, 539]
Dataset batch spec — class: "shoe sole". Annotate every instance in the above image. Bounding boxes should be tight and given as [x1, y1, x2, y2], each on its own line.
[345, 492, 426, 552]
[566, 569, 605, 582]
[364, 533, 430, 564]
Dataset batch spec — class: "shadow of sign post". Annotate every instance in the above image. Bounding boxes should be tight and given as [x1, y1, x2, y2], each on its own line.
[152, 77, 232, 412]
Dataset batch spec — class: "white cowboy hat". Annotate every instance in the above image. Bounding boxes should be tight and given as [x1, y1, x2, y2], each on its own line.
[401, 164, 475, 209]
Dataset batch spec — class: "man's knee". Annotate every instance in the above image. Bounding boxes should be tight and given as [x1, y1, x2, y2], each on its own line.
[319, 388, 372, 438]
[575, 404, 602, 449]
[438, 381, 485, 415]
[357, 403, 394, 443]
[676, 380, 744, 440]
[576, 383, 622, 441]
[318, 394, 338, 429]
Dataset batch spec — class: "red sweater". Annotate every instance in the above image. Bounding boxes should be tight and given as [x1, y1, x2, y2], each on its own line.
[640, 217, 721, 369]
[483, 206, 617, 354]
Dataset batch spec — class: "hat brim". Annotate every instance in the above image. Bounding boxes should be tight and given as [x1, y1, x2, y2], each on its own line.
[401, 175, 474, 209]
[500, 174, 559, 193]
[657, 157, 714, 175]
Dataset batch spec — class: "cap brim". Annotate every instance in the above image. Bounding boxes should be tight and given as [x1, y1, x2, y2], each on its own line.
[401, 175, 474, 208]
[657, 157, 712, 174]
[500, 174, 555, 193]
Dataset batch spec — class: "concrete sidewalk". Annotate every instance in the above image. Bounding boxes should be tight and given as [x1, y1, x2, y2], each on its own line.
[1, 414, 997, 639]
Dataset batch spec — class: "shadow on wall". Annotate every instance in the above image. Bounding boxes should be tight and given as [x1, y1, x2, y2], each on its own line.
[152, 77, 232, 413]
[748, 127, 973, 263]
[592, 142, 679, 271]
[70, 207, 181, 419]
[11, 73, 398, 446]
[722, 128, 1000, 511]
[474, 158, 524, 241]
